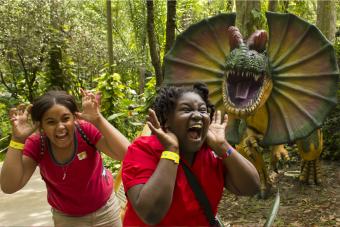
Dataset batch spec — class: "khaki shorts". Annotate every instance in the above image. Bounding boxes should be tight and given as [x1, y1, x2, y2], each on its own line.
[52, 192, 122, 227]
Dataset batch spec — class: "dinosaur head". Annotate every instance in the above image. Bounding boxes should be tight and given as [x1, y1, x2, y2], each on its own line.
[223, 27, 273, 118]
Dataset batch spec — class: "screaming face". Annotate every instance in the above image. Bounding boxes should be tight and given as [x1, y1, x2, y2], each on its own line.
[166, 92, 210, 154]
[41, 104, 76, 152]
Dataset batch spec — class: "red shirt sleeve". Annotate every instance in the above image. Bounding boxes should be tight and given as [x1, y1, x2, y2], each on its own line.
[122, 136, 163, 192]
[23, 134, 41, 163]
[79, 121, 102, 145]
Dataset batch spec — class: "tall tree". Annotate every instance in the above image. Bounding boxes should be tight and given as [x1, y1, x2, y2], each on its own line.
[268, 0, 279, 12]
[235, 0, 261, 38]
[146, 0, 162, 87]
[281, 0, 289, 13]
[316, 0, 339, 160]
[226, 0, 234, 12]
[48, 0, 64, 90]
[126, 0, 148, 94]
[316, 0, 336, 43]
[163, 0, 177, 77]
[164, 0, 177, 55]
[106, 0, 114, 74]
[0, 0, 50, 102]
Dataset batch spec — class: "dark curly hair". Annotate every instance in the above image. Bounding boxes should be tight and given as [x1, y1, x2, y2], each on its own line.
[31, 90, 79, 122]
[152, 82, 215, 127]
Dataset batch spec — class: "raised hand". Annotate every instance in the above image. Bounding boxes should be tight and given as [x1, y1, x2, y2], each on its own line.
[76, 88, 101, 124]
[146, 109, 179, 153]
[206, 110, 228, 156]
[9, 104, 36, 142]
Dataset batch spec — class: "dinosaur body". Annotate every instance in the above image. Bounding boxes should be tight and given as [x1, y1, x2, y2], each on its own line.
[163, 12, 339, 197]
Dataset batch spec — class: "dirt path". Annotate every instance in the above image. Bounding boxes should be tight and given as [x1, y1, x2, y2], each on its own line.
[0, 164, 53, 227]
[218, 160, 340, 226]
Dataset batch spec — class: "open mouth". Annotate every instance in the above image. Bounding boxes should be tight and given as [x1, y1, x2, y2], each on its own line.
[55, 132, 68, 140]
[222, 69, 272, 117]
[226, 70, 264, 108]
[187, 124, 203, 141]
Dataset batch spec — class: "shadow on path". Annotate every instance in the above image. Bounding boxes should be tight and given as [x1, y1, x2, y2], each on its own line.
[0, 163, 53, 226]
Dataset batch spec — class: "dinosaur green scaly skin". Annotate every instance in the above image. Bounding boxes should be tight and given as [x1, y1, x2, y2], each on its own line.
[163, 12, 339, 198]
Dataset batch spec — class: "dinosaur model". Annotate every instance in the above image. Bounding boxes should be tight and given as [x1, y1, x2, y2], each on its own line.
[163, 12, 339, 197]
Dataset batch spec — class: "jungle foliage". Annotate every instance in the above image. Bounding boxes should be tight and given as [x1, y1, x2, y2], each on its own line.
[0, 0, 339, 165]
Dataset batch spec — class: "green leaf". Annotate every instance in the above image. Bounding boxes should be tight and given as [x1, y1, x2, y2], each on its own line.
[107, 113, 125, 121]
[129, 122, 144, 126]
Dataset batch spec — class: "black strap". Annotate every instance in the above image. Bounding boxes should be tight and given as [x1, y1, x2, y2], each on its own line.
[181, 162, 219, 227]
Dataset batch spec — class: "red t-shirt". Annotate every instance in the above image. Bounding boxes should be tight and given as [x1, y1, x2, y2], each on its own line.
[23, 121, 113, 216]
[122, 135, 226, 226]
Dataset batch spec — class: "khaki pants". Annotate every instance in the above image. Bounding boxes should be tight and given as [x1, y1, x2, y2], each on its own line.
[52, 193, 122, 227]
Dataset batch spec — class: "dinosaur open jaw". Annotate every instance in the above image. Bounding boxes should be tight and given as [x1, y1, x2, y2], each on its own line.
[227, 70, 264, 107]
[222, 70, 267, 117]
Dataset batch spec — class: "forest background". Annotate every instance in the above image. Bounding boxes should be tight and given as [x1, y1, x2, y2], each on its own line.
[0, 0, 339, 179]
[0, 0, 340, 226]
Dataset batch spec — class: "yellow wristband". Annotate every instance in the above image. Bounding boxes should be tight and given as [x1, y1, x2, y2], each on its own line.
[9, 140, 25, 150]
[161, 151, 180, 164]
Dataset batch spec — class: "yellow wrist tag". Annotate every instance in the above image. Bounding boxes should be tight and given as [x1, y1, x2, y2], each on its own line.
[9, 140, 25, 150]
[161, 151, 180, 164]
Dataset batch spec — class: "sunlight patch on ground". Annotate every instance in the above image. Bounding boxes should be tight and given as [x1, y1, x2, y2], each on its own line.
[0, 164, 53, 226]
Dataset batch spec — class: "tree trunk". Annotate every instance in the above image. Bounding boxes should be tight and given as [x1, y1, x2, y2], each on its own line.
[146, 0, 162, 87]
[164, 0, 177, 55]
[316, 0, 336, 43]
[163, 0, 177, 76]
[235, 0, 261, 38]
[48, 0, 68, 90]
[106, 0, 114, 74]
[139, 67, 146, 94]
[48, 0, 64, 90]
[281, 0, 289, 13]
[268, 0, 278, 12]
[226, 0, 234, 12]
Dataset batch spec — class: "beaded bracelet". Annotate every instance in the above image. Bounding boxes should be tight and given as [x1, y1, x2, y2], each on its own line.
[219, 147, 233, 160]
[9, 140, 25, 150]
[161, 151, 180, 164]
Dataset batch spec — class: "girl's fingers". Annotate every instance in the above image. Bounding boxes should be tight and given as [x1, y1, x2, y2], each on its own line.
[95, 92, 101, 105]
[146, 121, 157, 135]
[88, 93, 96, 100]
[23, 104, 32, 118]
[148, 109, 161, 129]
[215, 110, 222, 124]
[26, 104, 33, 113]
[17, 104, 26, 114]
[222, 113, 228, 126]
[211, 111, 216, 123]
[80, 88, 86, 96]
[9, 108, 17, 118]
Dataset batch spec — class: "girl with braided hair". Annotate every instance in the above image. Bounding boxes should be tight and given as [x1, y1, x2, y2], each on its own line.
[122, 82, 260, 226]
[1, 89, 129, 227]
